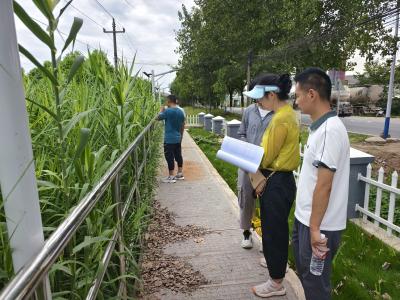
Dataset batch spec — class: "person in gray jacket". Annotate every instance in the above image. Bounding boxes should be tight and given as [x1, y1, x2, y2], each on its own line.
[237, 83, 273, 249]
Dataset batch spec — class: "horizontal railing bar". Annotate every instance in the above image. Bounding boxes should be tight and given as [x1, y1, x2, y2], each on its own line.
[355, 204, 400, 233]
[0, 118, 157, 300]
[358, 174, 400, 195]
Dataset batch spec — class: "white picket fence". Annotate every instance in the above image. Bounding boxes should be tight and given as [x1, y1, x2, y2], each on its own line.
[287, 143, 399, 238]
[356, 165, 400, 236]
[186, 115, 200, 126]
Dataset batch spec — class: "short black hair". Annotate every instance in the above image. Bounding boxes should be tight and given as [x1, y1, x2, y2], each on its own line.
[254, 73, 292, 100]
[294, 67, 332, 101]
[167, 94, 177, 103]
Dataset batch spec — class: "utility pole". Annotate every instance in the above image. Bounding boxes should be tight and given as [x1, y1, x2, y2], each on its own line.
[151, 69, 155, 99]
[103, 18, 125, 69]
[383, 8, 399, 139]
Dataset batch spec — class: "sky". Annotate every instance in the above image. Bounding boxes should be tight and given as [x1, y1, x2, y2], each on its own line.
[14, 1, 390, 91]
[15, 0, 195, 92]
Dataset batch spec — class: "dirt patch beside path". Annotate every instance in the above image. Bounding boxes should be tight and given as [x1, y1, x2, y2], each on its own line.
[352, 142, 400, 174]
[138, 201, 209, 299]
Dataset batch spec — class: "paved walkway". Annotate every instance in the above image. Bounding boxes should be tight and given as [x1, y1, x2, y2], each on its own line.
[154, 131, 304, 299]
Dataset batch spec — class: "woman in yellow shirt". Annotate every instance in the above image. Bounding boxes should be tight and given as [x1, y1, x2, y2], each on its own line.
[244, 73, 300, 298]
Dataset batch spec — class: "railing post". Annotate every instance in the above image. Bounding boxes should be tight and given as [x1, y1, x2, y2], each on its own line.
[362, 164, 372, 222]
[374, 167, 385, 227]
[143, 133, 148, 186]
[387, 171, 398, 236]
[134, 148, 141, 204]
[113, 173, 127, 300]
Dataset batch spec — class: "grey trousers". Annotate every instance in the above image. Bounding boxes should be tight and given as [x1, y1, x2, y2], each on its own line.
[237, 169, 256, 230]
[292, 218, 342, 300]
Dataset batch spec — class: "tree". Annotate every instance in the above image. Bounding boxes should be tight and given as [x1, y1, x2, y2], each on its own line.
[173, 0, 397, 108]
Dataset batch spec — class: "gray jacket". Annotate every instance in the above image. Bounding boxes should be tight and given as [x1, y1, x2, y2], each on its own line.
[237, 104, 274, 145]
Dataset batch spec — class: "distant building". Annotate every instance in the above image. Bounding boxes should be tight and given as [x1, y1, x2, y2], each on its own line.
[345, 75, 360, 86]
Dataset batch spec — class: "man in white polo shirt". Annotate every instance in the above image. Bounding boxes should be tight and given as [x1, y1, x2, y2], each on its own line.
[293, 68, 350, 300]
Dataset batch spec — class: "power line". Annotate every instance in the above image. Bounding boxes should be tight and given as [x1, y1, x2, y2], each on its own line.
[93, 0, 114, 19]
[68, 2, 104, 29]
[92, 0, 139, 60]
[124, 0, 135, 9]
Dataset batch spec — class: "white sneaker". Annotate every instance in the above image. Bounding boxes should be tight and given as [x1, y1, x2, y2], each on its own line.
[162, 176, 176, 183]
[259, 257, 289, 273]
[252, 279, 286, 298]
[175, 172, 185, 180]
[241, 232, 253, 249]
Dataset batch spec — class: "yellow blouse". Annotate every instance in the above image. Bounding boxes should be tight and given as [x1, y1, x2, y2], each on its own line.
[260, 104, 300, 171]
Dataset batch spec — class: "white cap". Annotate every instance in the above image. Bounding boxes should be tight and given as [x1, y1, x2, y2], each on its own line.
[226, 119, 242, 125]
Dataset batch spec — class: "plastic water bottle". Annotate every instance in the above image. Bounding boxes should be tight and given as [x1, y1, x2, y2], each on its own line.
[310, 233, 327, 276]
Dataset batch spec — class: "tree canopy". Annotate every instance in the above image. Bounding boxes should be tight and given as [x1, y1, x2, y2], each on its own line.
[171, 0, 398, 108]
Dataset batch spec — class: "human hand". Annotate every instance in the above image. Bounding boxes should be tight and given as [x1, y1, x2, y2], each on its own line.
[255, 179, 267, 197]
[310, 229, 329, 258]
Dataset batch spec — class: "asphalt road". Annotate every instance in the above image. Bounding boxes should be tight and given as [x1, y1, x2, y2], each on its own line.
[229, 107, 400, 138]
[300, 115, 400, 138]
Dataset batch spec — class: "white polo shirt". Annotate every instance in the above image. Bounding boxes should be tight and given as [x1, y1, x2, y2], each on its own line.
[295, 112, 350, 231]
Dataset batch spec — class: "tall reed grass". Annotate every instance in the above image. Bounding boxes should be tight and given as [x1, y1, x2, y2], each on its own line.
[0, 1, 161, 297]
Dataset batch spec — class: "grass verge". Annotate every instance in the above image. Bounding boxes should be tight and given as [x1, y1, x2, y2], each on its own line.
[188, 127, 400, 300]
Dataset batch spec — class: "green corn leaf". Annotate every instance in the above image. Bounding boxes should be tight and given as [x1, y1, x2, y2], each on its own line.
[32, 0, 54, 21]
[13, 1, 55, 50]
[124, 110, 133, 123]
[73, 128, 90, 161]
[61, 17, 83, 54]
[103, 203, 119, 217]
[78, 183, 90, 200]
[59, 87, 67, 103]
[50, 263, 72, 276]
[74, 160, 84, 184]
[50, 0, 61, 11]
[26, 97, 58, 121]
[62, 109, 95, 140]
[128, 51, 137, 76]
[110, 149, 119, 162]
[66, 55, 85, 84]
[19, 45, 57, 85]
[87, 152, 95, 181]
[72, 236, 110, 254]
[37, 180, 58, 189]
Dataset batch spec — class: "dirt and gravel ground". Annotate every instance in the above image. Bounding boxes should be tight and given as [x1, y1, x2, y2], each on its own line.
[352, 141, 400, 174]
[138, 201, 210, 299]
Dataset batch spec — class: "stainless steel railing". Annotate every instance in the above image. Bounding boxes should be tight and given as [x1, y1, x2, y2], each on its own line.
[0, 118, 159, 300]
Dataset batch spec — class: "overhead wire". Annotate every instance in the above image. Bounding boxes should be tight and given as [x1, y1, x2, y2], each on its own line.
[124, 0, 135, 9]
[93, 0, 114, 19]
